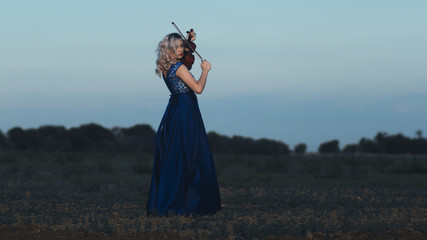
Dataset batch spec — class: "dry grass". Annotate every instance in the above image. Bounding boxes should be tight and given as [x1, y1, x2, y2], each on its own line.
[0, 151, 427, 239]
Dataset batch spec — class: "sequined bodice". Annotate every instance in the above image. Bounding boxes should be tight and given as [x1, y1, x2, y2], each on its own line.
[163, 62, 191, 94]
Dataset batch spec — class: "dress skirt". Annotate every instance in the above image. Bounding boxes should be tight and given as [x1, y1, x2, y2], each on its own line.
[147, 91, 221, 216]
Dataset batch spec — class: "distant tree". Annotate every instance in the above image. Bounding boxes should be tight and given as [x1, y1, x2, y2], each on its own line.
[342, 144, 358, 154]
[0, 130, 8, 150]
[294, 143, 307, 154]
[38, 125, 67, 139]
[416, 130, 423, 139]
[37, 125, 70, 151]
[25, 129, 43, 149]
[7, 127, 41, 150]
[359, 131, 427, 155]
[410, 138, 427, 154]
[207, 132, 290, 155]
[358, 138, 379, 153]
[67, 127, 89, 151]
[67, 123, 114, 151]
[318, 140, 340, 153]
[7, 127, 25, 149]
[374, 132, 388, 153]
[385, 133, 411, 154]
[81, 123, 114, 142]
[230, 135, 255, 154]
[118, 124, 156, 153]
[255, 138, 290, 155]
[111, 126, 124, 138]
[122, 124, 155, 138]
[207, 131, 230, 154]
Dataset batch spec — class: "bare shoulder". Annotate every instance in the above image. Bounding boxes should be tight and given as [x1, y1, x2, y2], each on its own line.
[176, 64, 189, 74]
[176, 64, 192, 79]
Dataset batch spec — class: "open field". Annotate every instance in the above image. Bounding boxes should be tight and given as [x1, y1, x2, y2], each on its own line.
[1, 151, 427, 239]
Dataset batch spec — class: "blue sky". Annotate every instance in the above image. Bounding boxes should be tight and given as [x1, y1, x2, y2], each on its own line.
[1, 0, 426, 151]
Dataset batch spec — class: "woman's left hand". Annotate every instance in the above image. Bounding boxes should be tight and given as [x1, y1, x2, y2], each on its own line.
[201, 60, 211, 71]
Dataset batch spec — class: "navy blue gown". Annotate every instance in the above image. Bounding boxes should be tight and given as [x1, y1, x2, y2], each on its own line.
[147, 62, 221, 216]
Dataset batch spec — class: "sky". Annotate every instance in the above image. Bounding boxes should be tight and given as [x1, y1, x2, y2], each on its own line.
[1, 0, 427, 151]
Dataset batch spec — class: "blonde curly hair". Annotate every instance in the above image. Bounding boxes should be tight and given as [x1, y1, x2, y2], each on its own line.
[155, 33, 183, 77]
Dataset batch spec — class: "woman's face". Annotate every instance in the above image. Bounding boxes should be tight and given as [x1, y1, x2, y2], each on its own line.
[173, 40, 184, 59]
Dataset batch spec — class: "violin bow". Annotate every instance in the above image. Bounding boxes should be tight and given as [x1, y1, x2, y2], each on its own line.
[172, 22, 204, 61]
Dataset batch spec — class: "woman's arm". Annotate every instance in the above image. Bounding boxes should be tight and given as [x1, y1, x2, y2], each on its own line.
[176, 60, 211, 94]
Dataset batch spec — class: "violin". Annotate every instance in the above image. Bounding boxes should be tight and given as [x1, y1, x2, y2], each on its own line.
[172, 22, 204, 70]
[181, 29, 196, 70]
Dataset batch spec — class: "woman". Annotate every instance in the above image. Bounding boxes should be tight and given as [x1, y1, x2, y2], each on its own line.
[147, 33, 221, 216]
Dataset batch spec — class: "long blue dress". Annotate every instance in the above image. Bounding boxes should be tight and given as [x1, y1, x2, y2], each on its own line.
[147, 62, 221, 216]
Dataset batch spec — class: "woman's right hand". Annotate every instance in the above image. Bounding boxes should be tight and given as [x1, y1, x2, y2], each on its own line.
[177, 59, 211, 94]
[201, 60, 211, 71]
